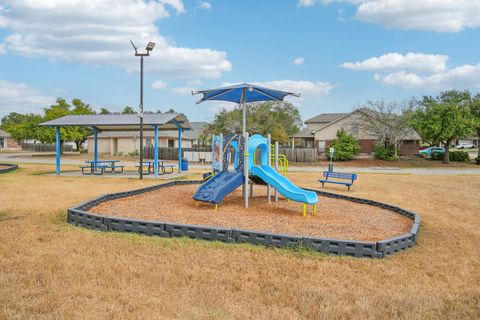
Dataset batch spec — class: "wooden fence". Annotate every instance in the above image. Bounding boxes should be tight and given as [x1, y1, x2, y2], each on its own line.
[279, 147, 317, 163]
[22, 142, 73, 152]
[143, 146, 211, 161]
[144, 146, 317, 163]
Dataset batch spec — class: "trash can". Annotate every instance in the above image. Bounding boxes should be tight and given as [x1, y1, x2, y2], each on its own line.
[181, 158, 189, 171]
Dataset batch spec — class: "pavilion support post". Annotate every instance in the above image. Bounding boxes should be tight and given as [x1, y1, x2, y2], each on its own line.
[154, 125, 159, 177]
[275, 141, 279, 202]
[94, 128, 98, 170]
[178, 127, 182, 173]
[244, 132, 249, 209]
[55, 126, 60, 176]
[267, 133, 271, 203]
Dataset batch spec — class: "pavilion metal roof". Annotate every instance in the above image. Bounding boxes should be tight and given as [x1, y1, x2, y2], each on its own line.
[39, 113, 192, 132]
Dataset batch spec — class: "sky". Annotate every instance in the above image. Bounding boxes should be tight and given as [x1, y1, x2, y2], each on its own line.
[1, 0, 480, 123]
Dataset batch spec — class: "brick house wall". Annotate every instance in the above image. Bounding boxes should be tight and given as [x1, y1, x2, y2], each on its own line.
[398, 140, 419, 157]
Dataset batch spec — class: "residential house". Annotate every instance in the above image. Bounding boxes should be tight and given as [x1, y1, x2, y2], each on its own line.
[87, 121, 208, 155]
[0, 129, 20, 150]
[291, 109, 421, 157]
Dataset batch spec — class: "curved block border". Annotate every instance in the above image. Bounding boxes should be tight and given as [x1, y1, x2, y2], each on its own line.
[67, 180, 420, 258]
[0, 163, 18, 174]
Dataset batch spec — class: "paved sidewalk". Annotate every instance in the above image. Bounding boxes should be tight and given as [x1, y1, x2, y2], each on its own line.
[2, 152, 480, 175]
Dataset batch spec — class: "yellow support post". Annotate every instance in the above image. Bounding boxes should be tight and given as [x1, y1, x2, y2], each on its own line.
[303, 204, 307, 217]
[313, 204, 317, 215]
[214, 204, 218, 212]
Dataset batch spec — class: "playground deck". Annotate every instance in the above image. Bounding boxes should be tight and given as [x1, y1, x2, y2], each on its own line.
[89, 184, 413, 242]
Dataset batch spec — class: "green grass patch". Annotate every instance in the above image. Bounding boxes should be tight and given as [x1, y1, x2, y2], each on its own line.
[0, 212, 7, 221]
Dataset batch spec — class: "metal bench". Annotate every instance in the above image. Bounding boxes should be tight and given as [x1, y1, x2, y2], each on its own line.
[104, 165, 125, 173]
[319, 171, 357, 190]
[160, 164, 175, 174]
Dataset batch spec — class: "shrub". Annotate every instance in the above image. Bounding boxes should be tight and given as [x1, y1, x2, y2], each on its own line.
[431, 150, 469, 162]
[449, 151, 469, 162]
[430, 152, 444, 161]
[476, 157, 480, 165]
[374, 145, 397, 161]
[326, 129, 360, 161]
[79, 149, 88, 154]
[128, 150, 140, 156]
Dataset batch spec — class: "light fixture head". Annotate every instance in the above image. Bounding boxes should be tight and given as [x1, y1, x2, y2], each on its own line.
[146, 42, 156, 51]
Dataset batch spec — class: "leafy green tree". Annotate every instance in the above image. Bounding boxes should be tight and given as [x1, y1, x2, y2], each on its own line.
[36, 98, 96, 151]
[472, 94, 480, 160]
[206, 101, 302, 144]
[410, 90, 474, 164]
[121, 106, 136, 114]
[326, 129, 360, 161]
[99, 108, 111, 114]
[71, 98, 96, 149]
[1, 112, 43, 141]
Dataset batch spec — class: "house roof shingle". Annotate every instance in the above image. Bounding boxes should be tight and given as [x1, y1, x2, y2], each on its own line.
[0, 129, 11, 138]
[91, 122, 208, 140]
[304, 113, 346, 123]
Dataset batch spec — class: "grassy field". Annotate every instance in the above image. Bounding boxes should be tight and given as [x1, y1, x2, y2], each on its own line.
[0, 164, 479, 319]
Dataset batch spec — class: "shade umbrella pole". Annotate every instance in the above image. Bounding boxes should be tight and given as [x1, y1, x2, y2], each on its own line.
[240, 88, 248, 208]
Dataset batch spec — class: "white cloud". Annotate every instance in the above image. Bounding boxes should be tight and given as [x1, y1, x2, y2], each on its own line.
[302, 0, 480, 32]
[172, 86, 194, 96]
[375, 65, 480, 89]
[0, 80, 55, 114]
[0, 0, 231, 78]
[0, 43, 5, 54]
[152, 80, 167, 90]
[298, 0, 316, 7]
[187, 80, 203, 86]
[341, 52, 448, 73]
[344, 52, 480, 89]
[253, 80, 334, 97]
[293, 57, 305, 65]
[198, 1, 212, 10]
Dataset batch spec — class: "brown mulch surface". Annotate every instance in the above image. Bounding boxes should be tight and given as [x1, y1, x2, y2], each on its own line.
[89, 184, 413, 242]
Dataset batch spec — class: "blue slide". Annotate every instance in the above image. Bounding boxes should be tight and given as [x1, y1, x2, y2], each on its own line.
[193, 171, 243, 204]
[251, 165, 318, 204]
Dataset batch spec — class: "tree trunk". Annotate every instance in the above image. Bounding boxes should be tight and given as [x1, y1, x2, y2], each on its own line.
[75, 140, 81, 151]
[444, 139, 451, 164]
[477, 129, 480, 160]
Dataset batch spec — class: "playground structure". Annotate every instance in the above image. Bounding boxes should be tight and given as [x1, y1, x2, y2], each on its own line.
[193, 133, 318, 216]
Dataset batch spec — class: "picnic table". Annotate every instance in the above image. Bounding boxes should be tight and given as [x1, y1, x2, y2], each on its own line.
[136, 160, 175, 175]
[80, 160, 124, 175]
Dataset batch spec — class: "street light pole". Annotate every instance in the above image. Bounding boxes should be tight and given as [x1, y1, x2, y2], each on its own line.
[130, 40, 155, 180]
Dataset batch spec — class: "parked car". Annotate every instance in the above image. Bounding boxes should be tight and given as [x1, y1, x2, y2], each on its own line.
[455, 143, 476, 149]
[419, 147, 445, 157]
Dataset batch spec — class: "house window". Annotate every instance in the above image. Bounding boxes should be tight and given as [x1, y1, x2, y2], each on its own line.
[0, 138, 4, 149]
[168, 139, 174, 148]
[146, 138, 152, 147]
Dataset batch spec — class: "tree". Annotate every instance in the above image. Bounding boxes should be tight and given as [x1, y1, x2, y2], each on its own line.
[358, 100, 415, 156]
[36, 98, 96, 151]
[471, 94, 480, 160]
[71, 98, 96, 150]
[206, 101, 302, 144]
[121, 106, 136, 114]
[99, 108, 111, 114]
[410, 90, 474, 164]
[327, 129, 360, 161]
[1, 112, 43, 142]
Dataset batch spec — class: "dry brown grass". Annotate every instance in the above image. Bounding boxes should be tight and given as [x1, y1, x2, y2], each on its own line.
[0, 164, 479, 319]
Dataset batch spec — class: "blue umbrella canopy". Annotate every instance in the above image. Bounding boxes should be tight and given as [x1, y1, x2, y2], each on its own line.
[192, 83, 299, 104]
